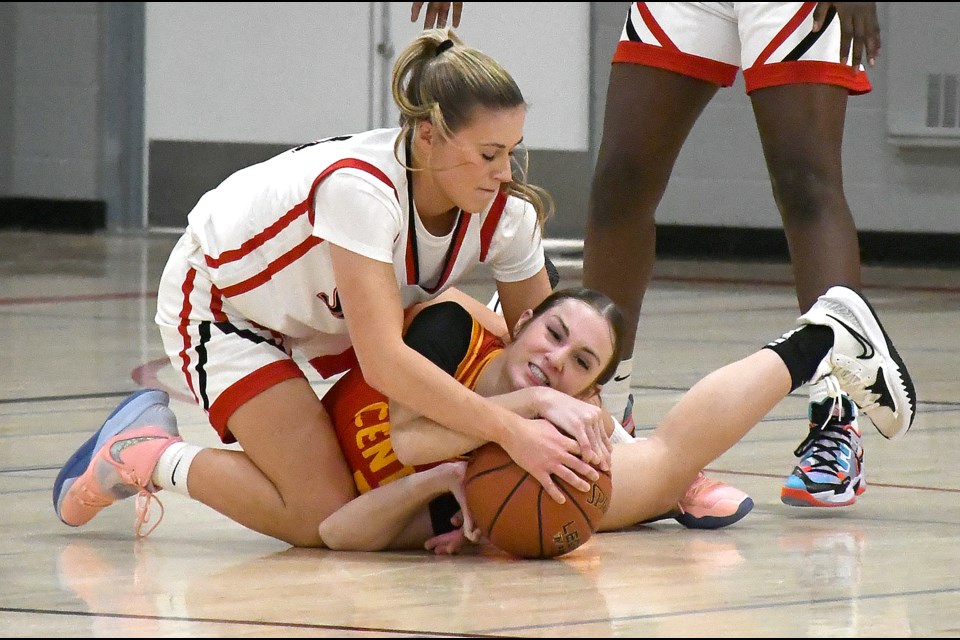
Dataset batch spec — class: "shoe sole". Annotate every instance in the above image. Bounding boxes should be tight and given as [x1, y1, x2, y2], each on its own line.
[781, 487, 862, 508]
[52, 389, 170, 524]
[814, 286, 917, 439]
[674, 497, 754, 530]
[780, 477, 865, 508]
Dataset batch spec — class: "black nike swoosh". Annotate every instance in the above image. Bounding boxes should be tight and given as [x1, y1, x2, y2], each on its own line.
[613, 374, 630, 382]
[827, 314, 875, 359]
[171, 458, 181, 485]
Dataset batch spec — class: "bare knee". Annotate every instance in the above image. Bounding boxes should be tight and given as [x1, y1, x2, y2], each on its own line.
[590, 149, 666, 228]
[768, 161, 846, 225]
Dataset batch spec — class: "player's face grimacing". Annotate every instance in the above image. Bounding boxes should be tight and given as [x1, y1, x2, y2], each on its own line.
[504, 299, 615, 398]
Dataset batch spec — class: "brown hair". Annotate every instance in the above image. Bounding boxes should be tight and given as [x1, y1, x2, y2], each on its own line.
[521, 287, 626, 388]
[390, 28, 554, 233]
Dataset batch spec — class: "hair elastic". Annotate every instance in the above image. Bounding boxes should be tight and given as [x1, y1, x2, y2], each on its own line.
[435, 39, 454, 56]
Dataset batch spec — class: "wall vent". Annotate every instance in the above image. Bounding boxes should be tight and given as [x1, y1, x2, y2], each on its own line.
[885, 4, 960, 147]
[926, 73, 959, 129]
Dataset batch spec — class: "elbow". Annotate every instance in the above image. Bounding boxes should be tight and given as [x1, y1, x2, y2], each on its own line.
[391, 426, 424, 466]
[319, 522, 381, 552]
[359, 367, 390, 396]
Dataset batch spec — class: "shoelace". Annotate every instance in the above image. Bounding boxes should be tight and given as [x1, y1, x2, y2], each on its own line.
[797, 375, 860, 470]
[678, 472, 712, 512]
[828, 369, 881, 416]
[792, 422, 857, 471]
[813, 375, 845, 430]
[134, 490, 164, 538]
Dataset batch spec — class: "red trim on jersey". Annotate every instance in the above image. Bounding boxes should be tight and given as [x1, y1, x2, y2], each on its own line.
[204, 200, 311, 269]
[744, 60, 871, 95]
[636, 2, 676, 50]
[754, 3, 816, 66]
[176, 267, 200, 405]
[306, 159, 399, 225]
[217, 235, 322, 298]
[478, 190, 508, 262]
[419, 214, 472, 294]
[613, 41, 738, 87]
[405, 216, 418, 285]
[209, 284, 228, 323]
[209, 360, 306, 443]
[203, 159, 399, 296]
[308, 347, 360, 379]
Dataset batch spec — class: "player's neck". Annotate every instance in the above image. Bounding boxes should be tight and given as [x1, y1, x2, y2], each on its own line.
[473, 351, 511, 398]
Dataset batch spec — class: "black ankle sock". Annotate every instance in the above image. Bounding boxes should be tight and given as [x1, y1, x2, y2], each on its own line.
[763, 325, 834, 392]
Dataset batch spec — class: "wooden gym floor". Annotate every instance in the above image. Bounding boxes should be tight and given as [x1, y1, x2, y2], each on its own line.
[1, 230, 957, 637]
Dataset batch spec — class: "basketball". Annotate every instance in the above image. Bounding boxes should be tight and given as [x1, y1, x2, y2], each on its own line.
[463, 442, 612, 559]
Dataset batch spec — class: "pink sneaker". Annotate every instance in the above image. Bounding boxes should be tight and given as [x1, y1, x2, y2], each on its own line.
[53, 389, 181, 537]
[675, 472, 754, 529]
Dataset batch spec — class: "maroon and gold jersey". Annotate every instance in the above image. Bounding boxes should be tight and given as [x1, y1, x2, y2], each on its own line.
[322, 302, 503, 493]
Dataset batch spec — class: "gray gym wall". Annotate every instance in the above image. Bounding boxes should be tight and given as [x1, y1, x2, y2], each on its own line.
[1, 2, 958, 264]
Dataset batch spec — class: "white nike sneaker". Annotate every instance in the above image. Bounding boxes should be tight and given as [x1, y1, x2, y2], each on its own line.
[797, 286, 916, 439]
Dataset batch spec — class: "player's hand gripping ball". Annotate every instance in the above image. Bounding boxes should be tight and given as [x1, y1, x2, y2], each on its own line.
[463, 442, 612, 559]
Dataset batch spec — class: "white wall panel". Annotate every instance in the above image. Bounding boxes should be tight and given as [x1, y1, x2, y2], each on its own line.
[145, 2, 373, 144]
[144, 2, 590, 150]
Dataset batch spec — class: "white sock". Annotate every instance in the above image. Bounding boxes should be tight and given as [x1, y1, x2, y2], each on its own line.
[151, 441, 202, 497]
[601, 359, 634, 420]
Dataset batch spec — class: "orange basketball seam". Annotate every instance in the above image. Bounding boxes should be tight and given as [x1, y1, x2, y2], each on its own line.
[535, 485, 546, 558]
[486, 472, 530, 539]
[464, 460, 516, 485]
[557, 480, 594, 527]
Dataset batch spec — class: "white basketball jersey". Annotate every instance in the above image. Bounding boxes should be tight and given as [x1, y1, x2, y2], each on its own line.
[169, 127, 544, 357]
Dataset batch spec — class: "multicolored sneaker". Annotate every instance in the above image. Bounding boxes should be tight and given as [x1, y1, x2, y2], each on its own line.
[641, 471, 754, 529]
[797, 285, 917, 439]
[674, 471, 755, 529]
[620, 393, 636, 437]
[53, 389, 180, 537]
[781, 382, 865, 507]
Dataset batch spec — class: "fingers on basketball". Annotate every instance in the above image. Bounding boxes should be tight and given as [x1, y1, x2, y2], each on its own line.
[462, 442, 612, 559]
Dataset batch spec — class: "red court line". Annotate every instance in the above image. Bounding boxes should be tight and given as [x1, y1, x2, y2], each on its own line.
[0, 291, 158, 306]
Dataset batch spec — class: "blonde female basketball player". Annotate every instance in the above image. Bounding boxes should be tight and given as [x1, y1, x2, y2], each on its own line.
[51, 28, 612, 547]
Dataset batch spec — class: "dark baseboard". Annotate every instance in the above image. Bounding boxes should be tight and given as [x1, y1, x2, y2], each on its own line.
[653, 225, 959, 267]
[0, 197, 106, 232]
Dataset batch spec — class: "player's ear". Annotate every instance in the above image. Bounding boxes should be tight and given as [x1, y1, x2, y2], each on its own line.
[415, 119, 435, 149]
[512, 308, 534, 334]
